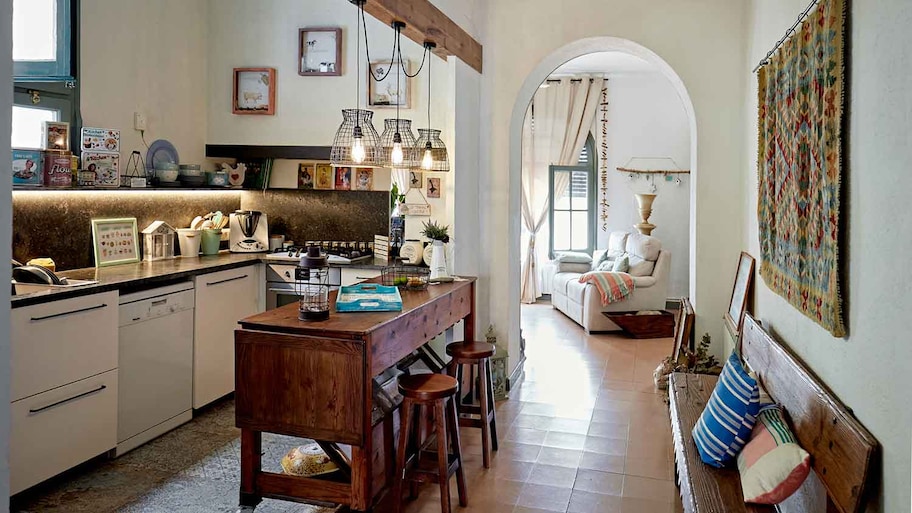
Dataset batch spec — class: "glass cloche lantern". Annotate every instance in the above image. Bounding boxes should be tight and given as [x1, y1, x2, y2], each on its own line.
[296, 246, 331, 321]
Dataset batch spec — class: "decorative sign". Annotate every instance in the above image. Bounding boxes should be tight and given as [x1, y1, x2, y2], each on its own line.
[81, 127, 121, 152]
[82, 151, 120, 188]
[91, 218, 140, 267]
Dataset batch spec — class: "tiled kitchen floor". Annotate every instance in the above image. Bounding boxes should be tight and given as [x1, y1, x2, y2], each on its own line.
[12, 301, 681, 512]
[401, 302, 682, 513]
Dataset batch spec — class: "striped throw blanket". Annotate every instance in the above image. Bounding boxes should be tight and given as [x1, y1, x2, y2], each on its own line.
[578, 272, 635, 306]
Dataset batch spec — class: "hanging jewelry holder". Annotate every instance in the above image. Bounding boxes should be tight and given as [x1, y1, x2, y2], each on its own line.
[598, 86, 610, 231]
[123, 151, 148, 188]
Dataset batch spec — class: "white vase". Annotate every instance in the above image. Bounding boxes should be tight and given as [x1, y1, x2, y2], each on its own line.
[429, 240, 448, 281]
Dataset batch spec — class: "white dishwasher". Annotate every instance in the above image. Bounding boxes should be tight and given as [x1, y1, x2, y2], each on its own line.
[117, 282, 195, 455]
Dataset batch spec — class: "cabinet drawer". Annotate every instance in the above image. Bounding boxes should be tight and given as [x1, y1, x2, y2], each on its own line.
[341, 268, 382, 287]
[193, 265, 259, 408]
[11, 291, 118, 401]
[11, 370, 118, 494]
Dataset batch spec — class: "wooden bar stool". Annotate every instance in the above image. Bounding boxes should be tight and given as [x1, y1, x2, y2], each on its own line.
[394, 373, 467, 513]
[445, 341, 498, 468]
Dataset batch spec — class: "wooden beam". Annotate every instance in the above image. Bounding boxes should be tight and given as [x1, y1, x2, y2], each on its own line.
[360, 0, 483, 73]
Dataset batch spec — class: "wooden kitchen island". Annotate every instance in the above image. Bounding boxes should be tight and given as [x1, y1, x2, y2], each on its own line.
[234, 278, 476, 511]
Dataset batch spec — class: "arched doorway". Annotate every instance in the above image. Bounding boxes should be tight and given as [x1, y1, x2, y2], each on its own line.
[507, 37, 698, 374]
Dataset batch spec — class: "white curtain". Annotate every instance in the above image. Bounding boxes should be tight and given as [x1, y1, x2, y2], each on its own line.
[520, 77, 604, 304]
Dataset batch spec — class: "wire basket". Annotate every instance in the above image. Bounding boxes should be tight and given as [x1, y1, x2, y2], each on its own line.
[381, 265, 430, 290]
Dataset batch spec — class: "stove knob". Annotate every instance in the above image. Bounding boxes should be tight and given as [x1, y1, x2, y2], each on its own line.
[284, 270, 291, 279]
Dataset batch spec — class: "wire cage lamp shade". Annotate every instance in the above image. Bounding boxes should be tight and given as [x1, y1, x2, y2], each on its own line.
[330, 109, 382, 167]
[416, 128, 449, 172]
[379, 118, 419, 168]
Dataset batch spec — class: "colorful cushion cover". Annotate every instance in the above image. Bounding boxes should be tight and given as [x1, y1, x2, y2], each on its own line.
[692, 352, 760, 468]
[737, 403, 811, 504]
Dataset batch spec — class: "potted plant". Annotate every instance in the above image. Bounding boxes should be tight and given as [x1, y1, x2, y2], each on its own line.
[421, 220, 451, 282]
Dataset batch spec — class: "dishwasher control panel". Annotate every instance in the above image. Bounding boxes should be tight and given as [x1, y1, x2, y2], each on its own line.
[118, 282, 195, 326]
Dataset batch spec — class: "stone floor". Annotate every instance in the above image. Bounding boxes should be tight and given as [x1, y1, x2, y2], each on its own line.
[12, 301, 682, 512]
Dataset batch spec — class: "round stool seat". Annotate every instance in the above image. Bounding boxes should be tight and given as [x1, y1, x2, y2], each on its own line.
[398, 373, 458, 401]
[446, 341, 496, 360]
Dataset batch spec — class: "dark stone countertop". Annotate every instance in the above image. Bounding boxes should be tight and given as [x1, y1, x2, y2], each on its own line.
[11, 253, 393, 308]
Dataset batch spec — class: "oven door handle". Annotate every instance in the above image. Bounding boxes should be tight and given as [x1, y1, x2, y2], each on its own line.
[267, 287, 298, 294]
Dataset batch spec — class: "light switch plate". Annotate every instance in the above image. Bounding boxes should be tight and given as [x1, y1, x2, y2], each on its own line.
[133, 111, 147, 131]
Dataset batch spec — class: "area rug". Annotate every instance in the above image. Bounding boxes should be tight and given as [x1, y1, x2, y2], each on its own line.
[757, 0, 847, 337]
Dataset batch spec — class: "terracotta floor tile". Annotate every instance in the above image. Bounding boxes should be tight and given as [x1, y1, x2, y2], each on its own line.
[622, 475, 675, 503]
[587, 421, 629, 440]
[513, 414, 555, 430]
[515, 483, 573, 512]
[494, 460, 535, 482]
[567, 489, 624, 512]
[537, 446, 583, 468]
[505, 427, 549, 445]
[496, 442, 544, 463]
[543, 431, 588, 450]
[572, 468, 624, 496]
[583, 435, 627, 456]
[620, 496, 676, 513]
[549, 418, 592, 435]
[579, 452, 626, 474]
[527, 463, 578, 488]
[624, 456, 674, 481]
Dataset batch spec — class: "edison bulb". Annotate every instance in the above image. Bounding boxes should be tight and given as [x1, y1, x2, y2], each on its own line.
[351, 137, 366, 164]
[421, 147, 434, 170]
[391, 141, 404, 165]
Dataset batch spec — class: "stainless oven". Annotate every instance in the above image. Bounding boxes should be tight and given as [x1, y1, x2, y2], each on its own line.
[265, 263, 341, 311]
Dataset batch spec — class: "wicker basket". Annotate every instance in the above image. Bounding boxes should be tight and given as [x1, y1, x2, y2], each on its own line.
[381, 265, 430, 290]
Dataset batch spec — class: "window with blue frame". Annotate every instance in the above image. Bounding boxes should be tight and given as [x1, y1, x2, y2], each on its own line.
[12, 0, 80, 150]
[549, 134, 597, 258]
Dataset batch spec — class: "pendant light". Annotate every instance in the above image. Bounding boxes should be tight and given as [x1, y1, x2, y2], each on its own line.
[330, 0, 381, 167]
[379, 22, 419, 168]
[415, 42, 450, 172]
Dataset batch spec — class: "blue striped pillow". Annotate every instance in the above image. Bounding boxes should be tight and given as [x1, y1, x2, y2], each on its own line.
[692, 351, 760, 468]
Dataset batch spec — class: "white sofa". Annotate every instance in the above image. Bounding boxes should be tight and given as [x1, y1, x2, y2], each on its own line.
[550, 232, 671, 333]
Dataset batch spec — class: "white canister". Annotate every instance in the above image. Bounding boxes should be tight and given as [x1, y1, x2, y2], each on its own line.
[269, 234, 285, 251]
[399, 240, 424, 265]
[176, 229, 201, 258]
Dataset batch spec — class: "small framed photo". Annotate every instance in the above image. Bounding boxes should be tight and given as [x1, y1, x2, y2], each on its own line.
[43, 121, 70, 151]
[353, 168, 373, 191]
[368, 60, 409, 108]
[334, 166, 352, 190]
[408, 170, 423, 190]
[426, 177, 441, 198]
[299, 27, 342, 76]
[725, 252, 756, 337]
[92, 217, 140, 267]
[314, 164, 334, 190]
[298, 163, 315, 189]
[233, 68, 276, 115]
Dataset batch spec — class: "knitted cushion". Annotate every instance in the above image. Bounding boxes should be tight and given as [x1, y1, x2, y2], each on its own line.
[692, 352, 760, 468]
[737, 404, 811, 504]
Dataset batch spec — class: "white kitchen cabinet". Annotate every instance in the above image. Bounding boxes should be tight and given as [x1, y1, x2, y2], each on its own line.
[193, 264, 261, 408]
[340, 267, 383, 286]
[11, 291, 119, 402]
[10, 370, 118, 494]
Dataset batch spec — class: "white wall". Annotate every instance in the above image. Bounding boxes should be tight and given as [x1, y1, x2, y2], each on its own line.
[744, 1, 912, 511]
[1, 0, 13, 507]
[598, 73, 691, 298]
[80, 0, 209, 166]
[479, 1, 748, 373]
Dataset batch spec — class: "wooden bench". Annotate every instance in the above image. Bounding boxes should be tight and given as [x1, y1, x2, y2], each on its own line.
[668, 314, 878, 513]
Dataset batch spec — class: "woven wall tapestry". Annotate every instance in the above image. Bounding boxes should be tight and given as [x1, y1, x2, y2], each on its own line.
[757, 0, 846, 337]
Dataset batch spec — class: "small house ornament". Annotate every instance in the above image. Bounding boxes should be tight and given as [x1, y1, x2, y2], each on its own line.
[485, 325, 510, 400]
[142, 221, 177, 261]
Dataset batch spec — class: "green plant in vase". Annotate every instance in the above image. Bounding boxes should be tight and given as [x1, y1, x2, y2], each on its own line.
[420, 220, 450, 243]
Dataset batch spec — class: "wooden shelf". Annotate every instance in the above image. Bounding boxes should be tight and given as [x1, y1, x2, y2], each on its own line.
[12, 187, 241, 192]
[205, 145, 332, 161]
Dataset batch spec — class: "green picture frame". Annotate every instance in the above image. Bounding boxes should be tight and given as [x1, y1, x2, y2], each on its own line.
[91, 217, 140, 267]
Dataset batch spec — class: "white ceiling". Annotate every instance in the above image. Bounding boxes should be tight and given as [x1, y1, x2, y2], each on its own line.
[549, 51, 656, 77]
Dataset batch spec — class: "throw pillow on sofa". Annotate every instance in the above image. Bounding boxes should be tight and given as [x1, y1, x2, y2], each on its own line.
[557, 262, 595, 274]
[737, 403, 811, 504]
[628, 255, 655, 276]
[612, 254, 630, 272]
[692, 351, 761, 468]
[554, 252, 593, 264]
[592, 249, 614, 271]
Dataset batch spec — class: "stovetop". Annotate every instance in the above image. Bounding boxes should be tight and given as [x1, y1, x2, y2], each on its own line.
[265, 244, 374, 265]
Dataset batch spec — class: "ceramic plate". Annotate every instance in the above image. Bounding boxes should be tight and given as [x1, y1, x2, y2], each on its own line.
[146, 139, 180, 171]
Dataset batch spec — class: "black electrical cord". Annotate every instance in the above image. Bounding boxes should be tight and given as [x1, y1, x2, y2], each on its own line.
[361, 4, 397, 82]
[399, 41, 429, 79]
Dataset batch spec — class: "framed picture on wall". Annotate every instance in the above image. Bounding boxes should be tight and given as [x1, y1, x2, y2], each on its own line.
[299, 27, 342, 76]
[368, 60, 409, 108]
[725, 252, 756, 337]
[91, 217, 140, 267]
[298, 163, 315, 189]
[353, 168, 373, 190]
[427, 177, 441, 198]
[408, 171, 423, 189]
[233, 68, 276, 115]
[314, 164, 334, 190]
